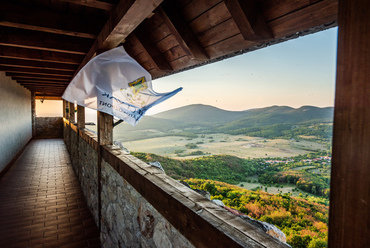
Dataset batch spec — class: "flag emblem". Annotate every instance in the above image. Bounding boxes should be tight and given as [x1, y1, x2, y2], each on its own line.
[128, 77, 148, 95]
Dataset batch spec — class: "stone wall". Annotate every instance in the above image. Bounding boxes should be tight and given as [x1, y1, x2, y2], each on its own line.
[0, 72, 32, 173]
[63, 120, 289, 248]
[77, 134, 99, 224]
[101, 161, 194, 248]
[64, 121, 194, 247]
[34, 117, 63, 139]
[65, 121, 99, 225]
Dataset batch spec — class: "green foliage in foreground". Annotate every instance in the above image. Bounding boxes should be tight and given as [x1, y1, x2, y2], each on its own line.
[185, 179, 329, 248]
[131, 152, 259, 184]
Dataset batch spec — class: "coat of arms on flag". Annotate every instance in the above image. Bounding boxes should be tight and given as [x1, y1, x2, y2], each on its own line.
[62, 46, 182, 126]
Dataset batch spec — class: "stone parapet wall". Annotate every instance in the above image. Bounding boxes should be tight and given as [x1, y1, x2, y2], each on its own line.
[35, 117, 63, 139]
[64, 120, 99, 225]
[64, 121, 195, 247]
[63, 119, 288, 248]
[101, 161, 194, 248]
[77, 135, 99, 224]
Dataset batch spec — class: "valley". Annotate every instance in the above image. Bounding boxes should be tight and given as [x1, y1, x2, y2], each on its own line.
[111, 104, 333, 159]
[121, 133, 327, 159]
[87, 104, 333, 248]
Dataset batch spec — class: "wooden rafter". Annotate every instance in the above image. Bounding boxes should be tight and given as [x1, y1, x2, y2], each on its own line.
[76, 0, 164, 75]
[262, 0, 321, 21]
[6, 72, 72, 81]
[26, 87, 65, 92]
[157, 3, 208, 61]
[26, 86, 65, 90]
[17, 80, 69, 85]
[27, 90, 65, 94]
[0, 2, 102, 39]
[35, 96, 62, 100]
[11, 77, 70, 83]
[18, 82, 68, 89]
[0, 66, 74, 76]
[224, 0, 273, 41]
[268, 0, 338, 38]
[0, 27, 91, 55]
[32, 89, 65, 92]
[132, 31, 172, 72]
[59, 0, 115, 11]
[0, 58, 77, 71]
[0, 46, 83, 65]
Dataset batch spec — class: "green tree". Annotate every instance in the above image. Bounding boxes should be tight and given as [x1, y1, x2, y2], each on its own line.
[308, 238, 327, 248]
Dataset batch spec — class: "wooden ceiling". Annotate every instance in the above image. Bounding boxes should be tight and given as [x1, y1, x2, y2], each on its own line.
[0, 0, 338, 98]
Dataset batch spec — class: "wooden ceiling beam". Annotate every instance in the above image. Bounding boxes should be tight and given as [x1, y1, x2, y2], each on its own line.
[21, 87, 66, 91]
[28, 91, 64, 95]
[59, 0, 115, 11]
[0, 27, 91, 55]
[0, 66, 74, 76]
[35, 96, 62, 100]
[0, 2, 102, 39]
[157, 3, 208, 61]
[268, 0, 338, 38]
[19, 83, 68, 88]
[224, 0, 273, 41]
[11, 77, 70, 83]
[35, 93, 63, 97]
[0, 58, 77, 71]
[25, 88, 65, 93]
[25, 87, 65, 91]
[132, 31, 172, 71]
[17, 79, 69, 84]
[6, 72, 72, 81]
[0, 46, 83, 65]
[33, 89, 62, 92]
[76, 0, 164, 75]
[36, 95, 63, 98]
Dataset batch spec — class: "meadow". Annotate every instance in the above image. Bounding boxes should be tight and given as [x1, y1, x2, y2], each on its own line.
[119, 133, 327, 159]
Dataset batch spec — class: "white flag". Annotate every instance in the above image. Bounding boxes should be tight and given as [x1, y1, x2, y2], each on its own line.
[62, 47, 182, 126]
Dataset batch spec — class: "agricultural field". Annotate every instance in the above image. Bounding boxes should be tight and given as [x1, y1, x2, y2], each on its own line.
[119, 133, 327, 159]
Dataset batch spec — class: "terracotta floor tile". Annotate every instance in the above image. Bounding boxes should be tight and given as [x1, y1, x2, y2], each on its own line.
[0, 139, 100, 247]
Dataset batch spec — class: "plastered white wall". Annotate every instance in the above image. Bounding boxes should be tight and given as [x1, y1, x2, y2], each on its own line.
[0, 72, 32, 172]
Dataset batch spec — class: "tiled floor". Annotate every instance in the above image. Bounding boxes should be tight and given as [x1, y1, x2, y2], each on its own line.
[0, 139, 100, 248]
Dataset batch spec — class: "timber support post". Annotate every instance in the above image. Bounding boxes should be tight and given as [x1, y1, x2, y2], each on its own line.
[329, 1, 370, 247]
[97, 112, 113, 231]
[77, 105, 85, 130]
[31, 92, 36, 137]
[69, 101, 75, 123]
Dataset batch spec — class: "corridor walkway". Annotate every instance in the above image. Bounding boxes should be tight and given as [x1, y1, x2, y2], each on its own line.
[0, 139, 100, 248]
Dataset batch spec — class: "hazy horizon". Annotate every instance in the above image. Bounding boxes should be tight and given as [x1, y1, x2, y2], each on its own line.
[36, 101, 334, 123]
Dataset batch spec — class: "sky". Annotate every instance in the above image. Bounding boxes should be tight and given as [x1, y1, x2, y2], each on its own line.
[36, 27, 338, 122]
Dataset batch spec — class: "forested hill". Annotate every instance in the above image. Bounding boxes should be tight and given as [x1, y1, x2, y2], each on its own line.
[115, 104, 334, 138]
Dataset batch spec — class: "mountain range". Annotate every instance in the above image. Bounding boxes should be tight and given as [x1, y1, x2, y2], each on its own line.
[114, 104, 334, 136]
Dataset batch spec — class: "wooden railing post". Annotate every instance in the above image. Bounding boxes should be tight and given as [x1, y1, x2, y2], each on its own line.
[31, 92, 36, 137]
[65, 100, 70, 120]
[97, 111, 113, 231]
[77, 105, 85, 129]
[63, 100, 66, 119]
[69, 101, 75, 123]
